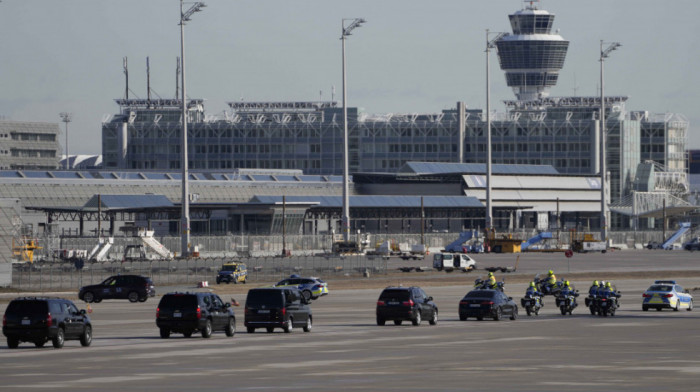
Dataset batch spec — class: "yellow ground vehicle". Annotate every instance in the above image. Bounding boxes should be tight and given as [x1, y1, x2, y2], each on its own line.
[216, 263, 247, 284]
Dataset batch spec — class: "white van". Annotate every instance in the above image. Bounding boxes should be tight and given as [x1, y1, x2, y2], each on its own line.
[433, 253, 477, 271]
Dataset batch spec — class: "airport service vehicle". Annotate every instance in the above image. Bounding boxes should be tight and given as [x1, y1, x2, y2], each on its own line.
[156, 292, 236, 338]
[376, 286, 438, 326]
[245, 288, 312, 333]
[79, 274, 155, 303]
[3, 297, 92, 349]
[433, 253, 477, 271]
[459, 289, 518, 321]
[216, 262, 248, 284]
[642, 280, 693, 311]
[272, 275, 328, 302]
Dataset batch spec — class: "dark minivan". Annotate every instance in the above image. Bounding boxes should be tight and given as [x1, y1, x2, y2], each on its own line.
[244, 288, 312, 333]
[3, 297, 92, 349]
[79, 274, 155, 303]
[156, 292, 236, 338]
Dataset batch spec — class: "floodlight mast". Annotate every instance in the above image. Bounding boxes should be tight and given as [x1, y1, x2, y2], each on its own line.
[485, 29, 507, 240]
[59, 112, 72, 170]
[340, 18, 365, 243]
[179, 0, 206, 258]
[599, 40, 621, 243]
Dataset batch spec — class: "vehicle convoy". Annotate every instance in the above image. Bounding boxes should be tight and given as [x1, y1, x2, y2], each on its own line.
[156, 292, 236, 339]
[376, 286, 438, 326]
[245, 287, 312, 333]
[216, 262, 247, 284]
[79, 274, 155, 303]
[272, 274, 329, 301]
[642, 280, 693, 311]
[432, 253, 477, 271]
[3, 297, 92, 349]
[533, 271, 563, 296]
[593, 287, 620, 316]
[555, 283, 579, 315]
[459, 289, 518, 321]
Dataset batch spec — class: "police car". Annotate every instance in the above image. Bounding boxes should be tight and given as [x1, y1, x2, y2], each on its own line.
[642, 280, 693, 312]
[273, 275, 329, 302]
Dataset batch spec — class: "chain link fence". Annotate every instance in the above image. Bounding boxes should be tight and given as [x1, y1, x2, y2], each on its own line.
[10, 254, 388, 291]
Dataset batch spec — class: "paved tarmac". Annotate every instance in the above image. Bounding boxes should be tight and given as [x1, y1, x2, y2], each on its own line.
[1, 250, 699, 391]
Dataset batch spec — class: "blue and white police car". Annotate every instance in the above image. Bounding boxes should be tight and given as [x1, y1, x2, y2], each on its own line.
[642, 280, 693, 312]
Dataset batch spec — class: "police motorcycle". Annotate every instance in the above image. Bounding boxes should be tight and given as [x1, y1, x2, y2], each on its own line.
[555, 282, 579, 315]
[594, 285, 621, 317]
[533, 274, 563, 296]
[473, 277, 505, 292]
[585, 282, 603, 315]
[520, 289, 544, 316]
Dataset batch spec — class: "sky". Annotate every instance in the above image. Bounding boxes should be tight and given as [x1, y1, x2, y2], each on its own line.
[1, 0, 699, 154]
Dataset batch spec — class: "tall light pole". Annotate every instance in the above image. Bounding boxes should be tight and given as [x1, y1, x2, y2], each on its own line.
[485, 30, 507, 239]
[341, 17, 365, 243]
[59, 112, 72, 170]
[179, 0, 206, 258]
[599, 40, 621, 242]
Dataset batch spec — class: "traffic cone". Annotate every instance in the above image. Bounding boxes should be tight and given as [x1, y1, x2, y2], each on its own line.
[87, 304, 92, 314]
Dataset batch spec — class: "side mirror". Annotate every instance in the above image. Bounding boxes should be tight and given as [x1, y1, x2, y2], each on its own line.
[508, 297, 513, 301]
[224, 303, 231, 308]
[80, 309, 87, 315]
[426, 296, 433, 302]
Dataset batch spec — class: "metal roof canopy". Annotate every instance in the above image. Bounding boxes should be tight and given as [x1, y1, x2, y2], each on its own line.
[250, 195, 484, 208]
[82, 194, 174, 211]
[397, 162, 560, 176]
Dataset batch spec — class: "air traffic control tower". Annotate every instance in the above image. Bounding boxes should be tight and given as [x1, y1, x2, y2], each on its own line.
[495, 2, 569, 101]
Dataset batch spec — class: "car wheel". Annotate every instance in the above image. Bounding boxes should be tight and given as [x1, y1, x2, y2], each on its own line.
[674, 301, 680, 312]
[225, 317, 236, 337]
[80, 325, 92, 347]
[376, 317, 386, 326]
[160, 328, 170, 339]
[429, 310, 438, 325]
[83, 291, 95, 303]
[266, 327, 274, 333]
[247, 327, 255, 333]
[412, 311, 422, 326]
[127, 291, 139, 303]
[201, 320, 212, 338]
[510, 306, 518, 320]
[283, 318, 293, 333]
[642, 305, 649, 311]
[393, 320, 403, 326]
[302, 290, 312, 302]
[7, 337, 19, 349]
[493, 307, 502, 321]
[242, 279, 247, 284]
[183, 331, 193, 338]
[138, 296, 147, 303]
[687, 300, 693, 311]
[52, 327, 65, 349]
[459, 313, 467, 321]
[303, 316, 312, 332]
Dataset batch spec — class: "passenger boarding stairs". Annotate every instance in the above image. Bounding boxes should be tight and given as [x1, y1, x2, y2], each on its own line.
[444, 231, 475, 252]
[87, 237, 114, 261]
[521, 232, 553, 251]
[138, 230, 174, 259]
[661, 222, 691, 250]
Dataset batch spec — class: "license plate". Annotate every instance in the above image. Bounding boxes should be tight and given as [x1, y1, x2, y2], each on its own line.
[601, 303, 607, 307]
[258, 310, 270, 314]
[387, 301, 399, 305]
[21, 319, 30, 325]
[173, 312, 182, 318]
[470, 304, 480, 308]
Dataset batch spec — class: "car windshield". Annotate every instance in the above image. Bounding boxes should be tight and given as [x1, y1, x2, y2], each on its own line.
[464, 290, 496, 299]
[246, 290, 283, 308]
[7, 300, 48, 316]
[647, 285, 673, 292]
[221, 265, 237, 271]
[158, 295, 197, 310]
[379, 289, 410, 302]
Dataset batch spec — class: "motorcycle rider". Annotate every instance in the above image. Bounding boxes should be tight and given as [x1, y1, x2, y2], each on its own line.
[589, 280, 600, 296]
[525, 281, 540, 296]
[542, 269, 557, 294]
[486, 272, 498, 289]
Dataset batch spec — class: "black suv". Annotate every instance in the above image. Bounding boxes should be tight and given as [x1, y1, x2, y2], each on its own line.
[156, 292, 236, 338]
[79, 274, 155, 303]
[3, 297, 92, 349]
[376, 286, 438, 326]
[244, 288, 312, 333]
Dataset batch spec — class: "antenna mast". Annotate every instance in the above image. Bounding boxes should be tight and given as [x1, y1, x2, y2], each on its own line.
[147, 57, 151, 102]
[176, 57, 181, 98]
